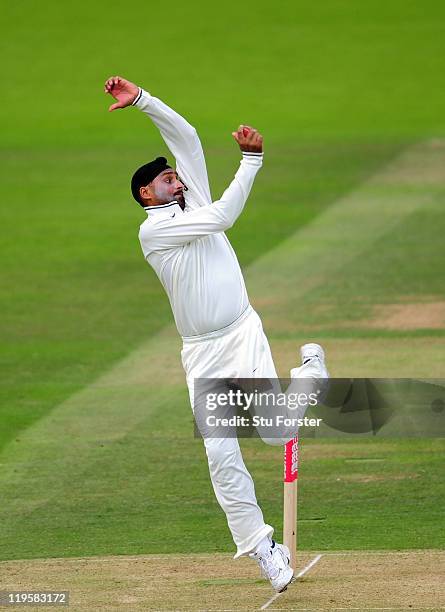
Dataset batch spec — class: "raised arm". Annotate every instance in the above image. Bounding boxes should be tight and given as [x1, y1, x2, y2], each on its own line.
[139, 128, 263, 254]
[132, 89, 212, 209]
[104, 75, 211, 208]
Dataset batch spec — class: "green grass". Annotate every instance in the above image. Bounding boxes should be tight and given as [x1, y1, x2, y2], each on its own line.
[3, 1, 445, 147]
[292, 204, 445, 335]
[1, 392, 444, 560]
[1, 0, 445, 561]
[252, 438, 445, 551]
[0, 143, 401, 451]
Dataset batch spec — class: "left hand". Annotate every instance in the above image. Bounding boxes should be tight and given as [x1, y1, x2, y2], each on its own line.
[232, 125, 263, 153]
[104, 75, 139, 112]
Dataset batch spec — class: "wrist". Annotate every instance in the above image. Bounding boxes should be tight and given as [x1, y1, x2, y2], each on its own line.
[131, 87, 143, 106]
[241, 151, 263, 166]
[240, 147, 263, 154]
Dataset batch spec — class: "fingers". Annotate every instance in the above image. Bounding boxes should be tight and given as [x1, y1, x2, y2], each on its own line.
[104, 75, 122, 93]
[246, 128, 263, 149]
[233, 125, 250, 139]
[108, 101, 123, 112]
[246, 129, 258, 144]
[232, 125, 262, 142]
[232, 124, 263, 152]
[104, 76, 120, 92]
[236, 125, 260, 141]
[250, 131, 263, 147]
[231, 125, 244, 143]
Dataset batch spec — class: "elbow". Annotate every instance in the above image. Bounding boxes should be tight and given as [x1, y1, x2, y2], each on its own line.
[183, 124, 198, 140]
[212, 205, 235, 231]
[224, 217, 235, 230]
[211, 196, 243, 231]
[219, 215, 236, 232]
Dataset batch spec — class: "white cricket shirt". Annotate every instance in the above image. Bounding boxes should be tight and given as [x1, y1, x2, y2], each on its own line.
[134, 89, 263, 338]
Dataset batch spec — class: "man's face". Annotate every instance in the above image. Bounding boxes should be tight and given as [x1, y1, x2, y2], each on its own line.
[143, 169, 185, 208]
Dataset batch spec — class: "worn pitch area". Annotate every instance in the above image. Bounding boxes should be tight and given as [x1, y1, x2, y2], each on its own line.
[0, 551, 443, 611]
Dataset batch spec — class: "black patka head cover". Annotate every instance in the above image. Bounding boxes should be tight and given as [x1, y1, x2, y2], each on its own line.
[131, 157, 171, 206]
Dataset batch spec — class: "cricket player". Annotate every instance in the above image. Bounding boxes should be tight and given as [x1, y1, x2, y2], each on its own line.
[104, 75, 328, 592]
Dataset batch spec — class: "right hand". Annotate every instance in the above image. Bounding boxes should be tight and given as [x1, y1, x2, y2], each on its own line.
[232, 125, 263, 153]
[104, 76, 139, 112]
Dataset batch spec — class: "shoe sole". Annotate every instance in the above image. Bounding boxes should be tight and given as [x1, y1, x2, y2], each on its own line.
[276, 568, 294, 593]
[301, 343, 325, 363]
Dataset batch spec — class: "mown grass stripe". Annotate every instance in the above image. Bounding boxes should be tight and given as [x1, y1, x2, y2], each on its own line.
[0, 140, 444, 560]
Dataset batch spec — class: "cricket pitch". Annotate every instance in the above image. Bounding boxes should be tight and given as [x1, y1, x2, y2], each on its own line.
[0, 550, 443, 610]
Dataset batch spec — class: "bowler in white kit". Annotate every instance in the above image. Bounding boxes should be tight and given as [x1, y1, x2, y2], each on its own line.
[104, 75, 328, 592]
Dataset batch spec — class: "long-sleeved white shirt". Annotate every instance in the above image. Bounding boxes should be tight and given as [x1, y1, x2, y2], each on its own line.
[134, 89, 263, 338]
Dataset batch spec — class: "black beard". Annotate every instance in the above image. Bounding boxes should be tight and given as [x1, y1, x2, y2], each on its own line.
[175, 193, 186, 210]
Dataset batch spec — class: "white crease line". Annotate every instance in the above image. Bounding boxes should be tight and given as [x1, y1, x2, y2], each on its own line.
[294, 554, 323, 579]
[0, 549, 442, 566]
[260, 554, 323, 611]
[316, 550, 445, 556]
[259, 587, 283, 610]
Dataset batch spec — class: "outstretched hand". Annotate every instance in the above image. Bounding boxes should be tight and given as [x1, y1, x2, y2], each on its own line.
[232, 125, 263, 153]
[104, 76, 139, 112]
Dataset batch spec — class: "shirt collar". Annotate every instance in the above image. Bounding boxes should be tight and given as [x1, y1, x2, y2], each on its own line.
[144, 200, 185, 218]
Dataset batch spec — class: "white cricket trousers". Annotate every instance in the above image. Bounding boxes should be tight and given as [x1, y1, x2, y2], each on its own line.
[181, 305, 320, 558]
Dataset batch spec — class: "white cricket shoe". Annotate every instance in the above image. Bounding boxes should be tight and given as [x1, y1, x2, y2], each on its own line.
[299, 342, 329, 379]
[249, 540, 294, 592]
